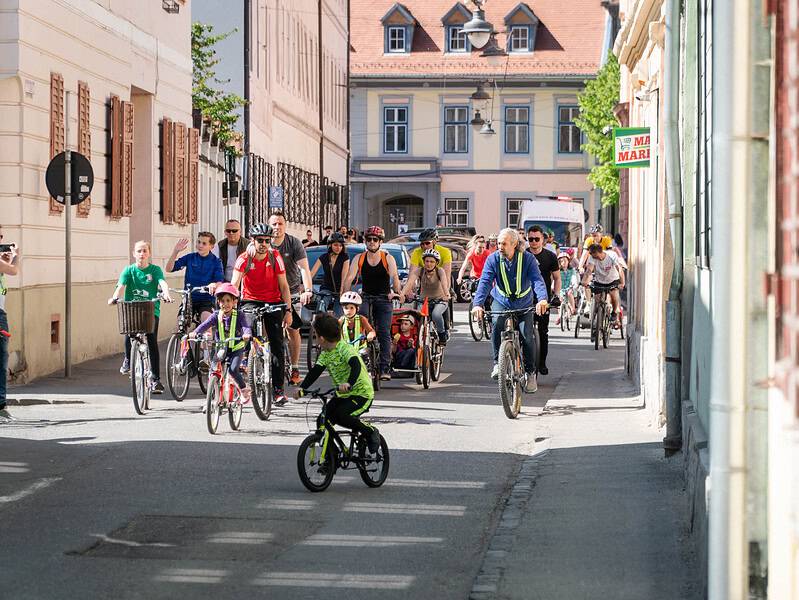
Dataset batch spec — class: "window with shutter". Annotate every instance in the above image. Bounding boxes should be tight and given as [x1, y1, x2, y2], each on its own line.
[173, 121, 187, 225]
[121, 101, 134, 216]
[49, 73, 65, 215]
[187, 127, 199, 224]
[109, 95, 123, 219]
[76, 81, 91, 217]
[161, 117, 174, 224]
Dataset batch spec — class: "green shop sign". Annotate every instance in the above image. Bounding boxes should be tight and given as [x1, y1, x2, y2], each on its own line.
[613, 127, 651, 168]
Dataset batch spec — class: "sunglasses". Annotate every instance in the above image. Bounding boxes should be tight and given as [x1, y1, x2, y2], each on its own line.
[255, 237, 271, 244]
[365, 236, 380, 242]
[225, 229, 240, 234]
[421, 241, 434, 246]
[529, 237, 542, 242]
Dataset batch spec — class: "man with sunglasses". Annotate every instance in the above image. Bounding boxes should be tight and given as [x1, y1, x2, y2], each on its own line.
[526, 225, 561, 375]
[409, 228, 453, 282]
[342, 226, 404, 380]
[228, 223, 293, 405]
[212, 219, 248, 282]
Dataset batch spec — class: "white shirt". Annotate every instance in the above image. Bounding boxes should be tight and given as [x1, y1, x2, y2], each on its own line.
[587, 252, 621, 285]
[211, 243, 240, 283]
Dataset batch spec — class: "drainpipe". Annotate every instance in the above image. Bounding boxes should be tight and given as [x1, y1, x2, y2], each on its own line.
[318, 0, 324, 235]
[662, 0, 682, 454]
[708, 0, 748, 597]
[243, 0, 251, 234]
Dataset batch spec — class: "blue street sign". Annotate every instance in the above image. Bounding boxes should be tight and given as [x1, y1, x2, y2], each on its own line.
[268, 186, 284, 209]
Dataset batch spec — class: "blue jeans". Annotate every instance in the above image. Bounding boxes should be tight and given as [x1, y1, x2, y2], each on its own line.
[0, 309, 8, 407]
[360, 294, 393, 373]
[430, 302, 449, 341]
[490, 299, 538, 373]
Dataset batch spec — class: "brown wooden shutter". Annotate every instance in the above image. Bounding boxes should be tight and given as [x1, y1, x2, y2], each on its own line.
[76, 81, 91, 217]
[49, 72, 65, 214]
[161, 117, 174, 224]
[109, 95, 123, 219]
[187, 127, 200, 224]
[121, 100, 134, 216]
[173, 121, 187, 225]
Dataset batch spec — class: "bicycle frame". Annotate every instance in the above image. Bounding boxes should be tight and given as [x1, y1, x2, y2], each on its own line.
[310, 390, 368, 467]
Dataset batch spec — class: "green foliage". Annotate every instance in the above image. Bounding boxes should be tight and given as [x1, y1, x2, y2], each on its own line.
[192, 22, 246, 150]
[574, 53, 621, 206]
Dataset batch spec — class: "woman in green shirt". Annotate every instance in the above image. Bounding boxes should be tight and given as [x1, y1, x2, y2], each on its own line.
[108, 240, 172, 393]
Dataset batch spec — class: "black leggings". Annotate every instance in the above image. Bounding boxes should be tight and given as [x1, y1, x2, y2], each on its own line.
[124, 316, 160, 380]
[241, 301, 286, 390]
[327, 394, 374, 437]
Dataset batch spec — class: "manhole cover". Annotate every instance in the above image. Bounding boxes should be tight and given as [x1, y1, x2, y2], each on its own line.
[69, 514, 320, 561]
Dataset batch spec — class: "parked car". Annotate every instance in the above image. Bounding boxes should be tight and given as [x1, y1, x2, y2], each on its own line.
[399, 226, 477, 239]
[388, 234, 472, 250]
[304, 243, 410, 293]
[395, 240, 470, 303]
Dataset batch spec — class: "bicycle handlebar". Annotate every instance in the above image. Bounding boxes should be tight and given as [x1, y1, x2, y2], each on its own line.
[298, 387, 338, 401]
[488, 306, 537, 315]
[169, 285, 212, 295]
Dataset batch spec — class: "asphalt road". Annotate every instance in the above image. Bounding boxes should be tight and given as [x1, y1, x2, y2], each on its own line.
[0, 308, 627, 599]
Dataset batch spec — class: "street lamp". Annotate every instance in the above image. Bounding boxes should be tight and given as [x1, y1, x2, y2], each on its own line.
[479, 121, 496, 135]
[470, 83, 491, 101]
[480, 34, 508, 68]
[470, 110, 486, 127]
[463, 0, 494, 49]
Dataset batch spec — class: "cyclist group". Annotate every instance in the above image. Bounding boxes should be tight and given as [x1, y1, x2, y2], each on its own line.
[108, 218, 624, 429]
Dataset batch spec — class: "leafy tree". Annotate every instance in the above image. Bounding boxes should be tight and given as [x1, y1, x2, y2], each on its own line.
[192, 22, 246, 151]
[574, 53, 620, 206]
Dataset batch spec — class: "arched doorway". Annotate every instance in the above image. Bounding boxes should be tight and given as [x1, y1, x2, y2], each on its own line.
[383, 196, 423, 238]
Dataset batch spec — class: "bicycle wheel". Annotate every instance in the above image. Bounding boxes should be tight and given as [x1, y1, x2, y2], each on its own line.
[483, 312, 493, 339]
[498, 339, 522, 419]
[358, 433, 390, 488]
[559, 304, 566, 331]
[602, 306, 610, 349]
[592, 303, 602, 350]
[195, 342, 208, 395]
[565, 303, 572, 331]
[574, 297, 582, 338]
[130, 340, 149, 415]
[206, 377, 222, 434]
[468, 302, 483, 341]
[306, 329, 320, 370]
[430, 340, 442, 382]
[297, 433, 336, 492]
[165, 334, 190, 401]
[228, 386, 243, 431]
[421, 346, 431, 389]
[249, 345, 273, 421]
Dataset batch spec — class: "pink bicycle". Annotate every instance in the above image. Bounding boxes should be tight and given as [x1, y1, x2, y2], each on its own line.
[204, 336, 250, 434]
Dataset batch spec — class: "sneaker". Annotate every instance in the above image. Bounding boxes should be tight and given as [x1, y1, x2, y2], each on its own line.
[0, 407, 15, 422]
[524, 372, 538, 393]
[366, 428, 381, 453]
[151, 379, 165, 394]
[490, 363, 500, 379]
[119, 358, 130, 375]
[289, 368, 301, 385]
[241, 387, 252, 402]
[380, 372, 392, 381]
[273, 388, 288, 406]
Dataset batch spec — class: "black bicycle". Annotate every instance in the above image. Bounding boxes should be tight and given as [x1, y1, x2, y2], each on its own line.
[165, 286, 212, 401]
[466, 279, 492, 342]
[242, 303, 287, 420]
[589, 282, 618, 350]
[297, 388, 389, 492]
[306, 290, 338, 370]
[490, 306, 540, 419]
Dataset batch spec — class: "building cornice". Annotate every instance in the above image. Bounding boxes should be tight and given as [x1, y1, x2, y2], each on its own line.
[614, 0, 663, 68]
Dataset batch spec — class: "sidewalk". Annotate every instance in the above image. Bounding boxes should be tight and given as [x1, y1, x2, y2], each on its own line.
[472, 367, 702, 600]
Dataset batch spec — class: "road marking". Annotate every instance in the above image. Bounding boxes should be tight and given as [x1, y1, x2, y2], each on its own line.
[300, 534, 443, 547]
[386, 478, 487, 489]
[90, 534, 175, 548]
[0, 477, 61, 504]
[256, 498, 317, 510]
[0, 461, 30, 473]
[207, 532, 274, 544]
[251, 572, 415, 589]
[342, 502, 466, 516]
[155, 568, 228, 584]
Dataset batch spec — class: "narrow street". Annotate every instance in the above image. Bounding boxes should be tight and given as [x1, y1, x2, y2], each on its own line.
[0, 309, 698, 599]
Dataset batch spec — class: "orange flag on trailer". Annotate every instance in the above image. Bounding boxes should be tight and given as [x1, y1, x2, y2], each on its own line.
[420, 297, 429, 317]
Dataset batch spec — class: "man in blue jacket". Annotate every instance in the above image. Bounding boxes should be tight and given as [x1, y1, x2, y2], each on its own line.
[167, 232, 225, 323]
[471, 228, 549, 392]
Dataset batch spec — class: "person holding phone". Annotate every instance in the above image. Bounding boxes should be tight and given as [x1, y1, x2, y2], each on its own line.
[0, 226, 19, 422]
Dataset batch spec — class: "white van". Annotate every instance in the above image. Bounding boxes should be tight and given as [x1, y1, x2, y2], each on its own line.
[519, 198, 586, 250]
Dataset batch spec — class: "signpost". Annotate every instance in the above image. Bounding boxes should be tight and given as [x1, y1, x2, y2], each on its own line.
[268, 186, 284, 210]
[613, 127, 651, 168]
[44, 93, 95, 377]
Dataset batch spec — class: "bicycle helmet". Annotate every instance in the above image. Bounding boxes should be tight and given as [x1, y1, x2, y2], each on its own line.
[250, 222, 273, 237]
[327, 232, 346, 246]
[487, 233, 498, 241]
[421, 249, 441, 264]
[557, 252, 570, 260]
[364, 225, 385, 240]
[590, 224, 603, 234]
[418, 228, 438, 242]
[214, 282, 240, 299]
[340, 291, 363, 306]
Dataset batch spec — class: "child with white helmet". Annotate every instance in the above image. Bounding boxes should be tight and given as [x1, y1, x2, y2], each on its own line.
[401, 248, 451, 344]
[339, 291, 376, 350]
[556, 251, 579, 324]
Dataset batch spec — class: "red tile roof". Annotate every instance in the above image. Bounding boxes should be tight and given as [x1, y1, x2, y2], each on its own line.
[351, 1, 608, 78]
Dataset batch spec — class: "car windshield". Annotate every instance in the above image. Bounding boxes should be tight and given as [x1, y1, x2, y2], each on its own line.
[524, 221, 583, 248]
[306, 245, 408, 285]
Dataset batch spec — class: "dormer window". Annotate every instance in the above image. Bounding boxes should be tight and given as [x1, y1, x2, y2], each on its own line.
[382, 3, 416, 55]
[442, 3, 472, 53]
[504, 3, 539, 53]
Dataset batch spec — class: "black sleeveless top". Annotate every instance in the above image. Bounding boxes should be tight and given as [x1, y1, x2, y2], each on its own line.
[360, 252, 391, 296]
[320, 251, 349, 293]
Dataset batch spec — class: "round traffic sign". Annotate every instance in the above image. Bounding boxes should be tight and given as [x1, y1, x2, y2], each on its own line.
[45, 151, 94, 205]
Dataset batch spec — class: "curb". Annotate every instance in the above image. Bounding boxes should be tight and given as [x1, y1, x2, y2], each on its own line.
[5, 398, 85, 406]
